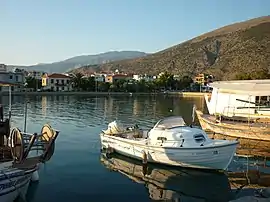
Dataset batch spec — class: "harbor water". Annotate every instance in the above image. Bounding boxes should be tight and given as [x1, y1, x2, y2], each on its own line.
[1, 94, 269, 202]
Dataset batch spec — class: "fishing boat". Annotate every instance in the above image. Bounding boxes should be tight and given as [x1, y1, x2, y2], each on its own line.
[196, 79, 270, 141]
[0, 81, 60, 202]
[100, 116, 238, 170]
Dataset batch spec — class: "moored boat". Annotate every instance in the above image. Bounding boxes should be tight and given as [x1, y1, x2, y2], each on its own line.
[196, 79, 270, 141]
[196, 109, 270, 141]
[0, 81, 60, 202]
[100, 116, 239, 170]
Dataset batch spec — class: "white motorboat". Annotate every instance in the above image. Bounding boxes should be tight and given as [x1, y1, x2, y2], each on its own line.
[100, 116, 239, 170]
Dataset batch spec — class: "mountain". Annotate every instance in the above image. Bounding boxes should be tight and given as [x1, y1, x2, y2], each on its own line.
[73, 16, 270, 80]
[8, 51, 147, 73]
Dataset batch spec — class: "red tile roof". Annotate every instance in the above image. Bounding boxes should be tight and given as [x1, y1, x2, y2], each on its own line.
[48, 73, 71, 79]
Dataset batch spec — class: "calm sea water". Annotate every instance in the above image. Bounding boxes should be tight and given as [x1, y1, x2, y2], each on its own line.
[1, 95, 269, 202]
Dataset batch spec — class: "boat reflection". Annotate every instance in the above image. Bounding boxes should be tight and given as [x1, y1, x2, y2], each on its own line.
[100, 152, 270, 201]
[100, 153, 232, 201]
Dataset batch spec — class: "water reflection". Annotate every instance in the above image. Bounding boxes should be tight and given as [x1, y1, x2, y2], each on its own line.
[100, 153, 232, 202]
[101, 152, 270, 201]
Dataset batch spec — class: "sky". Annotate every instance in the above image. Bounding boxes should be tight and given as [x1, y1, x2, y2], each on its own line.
[0, 0, 269, 65]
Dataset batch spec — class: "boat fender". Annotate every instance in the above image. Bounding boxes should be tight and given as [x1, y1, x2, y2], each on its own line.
[142, 150, 147, 164]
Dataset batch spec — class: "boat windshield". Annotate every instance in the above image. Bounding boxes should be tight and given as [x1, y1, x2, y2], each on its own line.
[154, 116, 186, 129]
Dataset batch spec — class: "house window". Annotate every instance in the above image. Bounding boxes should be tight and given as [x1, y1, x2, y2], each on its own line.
[56, 79, 59, 84]
[9, 75, 13, 80]
[51, 79, 54, 83]
[15, 75, 19, 82]
[67, 80, 69, 84]
[61, 79, 64, 84]
[62, 87, 64, 91]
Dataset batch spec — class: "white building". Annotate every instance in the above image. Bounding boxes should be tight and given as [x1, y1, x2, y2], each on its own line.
[0, 64, 25, 92]
[42, 73, 73, 92]
[92, 73, 105, 82]
[133, 74, 156, 82]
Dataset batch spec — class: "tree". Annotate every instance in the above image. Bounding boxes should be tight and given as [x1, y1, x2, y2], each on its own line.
[156, 72, 175, 90]
[179, 75, 193, 90]
[25, 76, 42, 91]
[71, 73, 84, 90]
[98, 82, 110, 92]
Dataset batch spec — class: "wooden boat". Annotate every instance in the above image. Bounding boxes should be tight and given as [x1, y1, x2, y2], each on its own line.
[100, 116, 238, 170]
[0, 81, 60, 202]
[195, 79, 270, 141]
[196, 109, 270, 141]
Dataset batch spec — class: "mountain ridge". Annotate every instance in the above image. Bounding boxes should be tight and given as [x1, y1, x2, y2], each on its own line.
[7, 51, 148, 73]
[73, 15, 270, 80]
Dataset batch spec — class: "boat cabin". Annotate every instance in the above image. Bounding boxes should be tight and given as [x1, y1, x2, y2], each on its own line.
[205, 80, 270, 118]
[148, 116, 211, 147]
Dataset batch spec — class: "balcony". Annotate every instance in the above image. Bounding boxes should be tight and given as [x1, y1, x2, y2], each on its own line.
[55, 83, 68, 86]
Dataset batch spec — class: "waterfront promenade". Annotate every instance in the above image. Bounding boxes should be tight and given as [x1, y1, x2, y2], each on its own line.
[0, 91, 207, 97]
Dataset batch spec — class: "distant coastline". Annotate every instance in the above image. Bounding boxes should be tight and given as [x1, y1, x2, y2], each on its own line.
[0, 91, 207, 97]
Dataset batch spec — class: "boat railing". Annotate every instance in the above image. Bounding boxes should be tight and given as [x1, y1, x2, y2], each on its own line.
[223, 106, 236, 117]
[21, 128, 60, 139]
[20, 129, 60, 147]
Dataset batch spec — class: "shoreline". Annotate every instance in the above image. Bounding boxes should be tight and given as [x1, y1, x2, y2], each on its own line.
[0, 91, 207, 97]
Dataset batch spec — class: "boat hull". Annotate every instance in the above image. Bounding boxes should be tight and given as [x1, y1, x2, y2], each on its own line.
[100, 134, 238, 170]
[196, 110, 270, 141]
[0, 167, 37, 202]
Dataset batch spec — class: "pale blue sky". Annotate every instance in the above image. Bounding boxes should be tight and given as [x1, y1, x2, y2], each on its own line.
[1, 0, 269, 65]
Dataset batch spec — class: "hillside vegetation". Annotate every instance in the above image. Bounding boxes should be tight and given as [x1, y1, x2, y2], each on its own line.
[74, 16, 270, 80]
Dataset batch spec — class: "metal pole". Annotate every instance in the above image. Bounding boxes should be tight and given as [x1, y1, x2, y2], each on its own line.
[23, 101, 27, 133]
[23, 83, 28, 132]
[8, 86, 11, 122]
